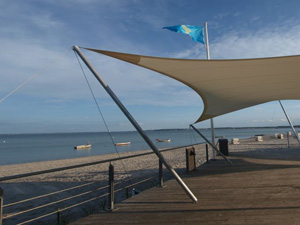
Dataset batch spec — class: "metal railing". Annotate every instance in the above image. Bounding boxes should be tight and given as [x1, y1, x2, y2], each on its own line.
[0, 142, 205, 225]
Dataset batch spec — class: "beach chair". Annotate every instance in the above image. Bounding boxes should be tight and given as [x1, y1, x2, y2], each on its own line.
[255, 136, 263, 142]
[277, 134, 284, 139]
[231, 138, 240, 144]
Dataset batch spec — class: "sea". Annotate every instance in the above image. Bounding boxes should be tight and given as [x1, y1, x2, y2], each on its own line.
[0, 127, 294, 166]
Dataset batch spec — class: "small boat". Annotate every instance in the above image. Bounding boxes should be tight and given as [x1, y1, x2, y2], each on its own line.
[115, 142, 131, 146]
[74, 144, 91, 149]
[156, 139, 171, 142]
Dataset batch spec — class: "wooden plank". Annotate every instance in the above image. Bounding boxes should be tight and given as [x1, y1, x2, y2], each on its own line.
[71, 150, 300, 225]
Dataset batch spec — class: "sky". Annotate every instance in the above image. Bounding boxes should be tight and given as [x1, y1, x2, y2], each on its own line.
[1, 0, 300, 134]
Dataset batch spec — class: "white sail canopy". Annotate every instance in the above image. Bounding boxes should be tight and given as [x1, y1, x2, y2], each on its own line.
[84, 47, 300, 123]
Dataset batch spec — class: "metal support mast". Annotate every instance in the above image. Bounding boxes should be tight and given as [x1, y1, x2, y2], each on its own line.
[205, 22, 216, 160]
[190, 124, 233, 165]
[72, 46, 198, 203]
[279, 100, 300, 145]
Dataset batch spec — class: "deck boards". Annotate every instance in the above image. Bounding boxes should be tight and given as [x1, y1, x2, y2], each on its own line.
[71, 149, 300, 224]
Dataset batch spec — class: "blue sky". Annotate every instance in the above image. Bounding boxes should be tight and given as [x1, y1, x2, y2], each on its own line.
[1, 0, 300, 133]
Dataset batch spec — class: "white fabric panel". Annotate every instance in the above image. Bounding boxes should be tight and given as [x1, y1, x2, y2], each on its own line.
[85, 47, 300, 123]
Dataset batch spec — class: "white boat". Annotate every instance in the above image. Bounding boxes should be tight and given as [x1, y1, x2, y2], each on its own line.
[115, 142, 131, 146]
[74, 144, 91, 149]
[156, 139, 171, 142]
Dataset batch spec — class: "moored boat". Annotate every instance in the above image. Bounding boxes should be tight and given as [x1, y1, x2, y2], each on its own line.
[115, 142, 131, 146]
[74, 144, 91, 149]
[156, 139, 171, 142]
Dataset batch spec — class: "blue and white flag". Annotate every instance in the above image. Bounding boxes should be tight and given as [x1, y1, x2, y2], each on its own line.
[163, 25, 205, 44]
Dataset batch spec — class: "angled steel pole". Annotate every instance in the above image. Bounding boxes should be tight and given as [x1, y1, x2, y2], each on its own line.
[279, 100, 300, 145]
[72, 46, 198, 203]
[190, 124, 233, 165]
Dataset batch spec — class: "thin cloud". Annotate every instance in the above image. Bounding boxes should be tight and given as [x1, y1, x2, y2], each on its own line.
[211, 24, 300, 59]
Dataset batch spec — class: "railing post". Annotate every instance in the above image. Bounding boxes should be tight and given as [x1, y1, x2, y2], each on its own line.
[205, 144, 209, 163]
[159, 160, 163, 187]
[0, 187, 3, 225]
[108, 163, 114, 210]
[125, 187, 129, 199]
[287, 132, 290, 148]
[56, 208, 61, 225]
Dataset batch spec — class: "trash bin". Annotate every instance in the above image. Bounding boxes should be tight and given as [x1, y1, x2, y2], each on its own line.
[219, 139, 229, 156]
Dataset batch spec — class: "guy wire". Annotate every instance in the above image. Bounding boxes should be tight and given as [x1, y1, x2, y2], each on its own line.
[74, 51, 130, 178]
[0, 48, 71, 104]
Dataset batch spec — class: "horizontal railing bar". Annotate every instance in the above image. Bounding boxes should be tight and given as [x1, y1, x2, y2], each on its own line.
[114, 176, 155, 194]
[61, 192, 109, 212]
[160, 142, 204, 152]
[4, 184, 109, 219]
[16, 177, 156, 225]
[11, 173, 160, 223]
[6, 179, 124, 210]
[124, 176, 156, 189]
[10, 175, 157, 221]
[4, 182, 95, 208]
[60, 193, 109, 212]
[0, 143, 204, 182]
[17, 192, 111, 225]
[16, 210, 57, 225]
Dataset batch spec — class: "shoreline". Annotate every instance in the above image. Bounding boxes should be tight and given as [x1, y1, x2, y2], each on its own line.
[0, 133, 295, 179]
[0, 126, 298, 136]
[0, 127, 295, 166]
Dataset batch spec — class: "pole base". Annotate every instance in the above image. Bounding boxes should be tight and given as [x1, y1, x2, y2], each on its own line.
[105, 207, 119, 212]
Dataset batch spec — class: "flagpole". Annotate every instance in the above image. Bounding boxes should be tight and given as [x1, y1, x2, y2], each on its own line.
[204, 22, 216, 160]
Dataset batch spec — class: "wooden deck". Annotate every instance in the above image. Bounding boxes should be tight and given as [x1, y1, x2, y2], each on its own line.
[71, 147, 300, 225]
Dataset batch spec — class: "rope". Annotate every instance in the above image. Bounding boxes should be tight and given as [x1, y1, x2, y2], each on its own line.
[0, 48, 71, 104]
[73, 51, 131, 179]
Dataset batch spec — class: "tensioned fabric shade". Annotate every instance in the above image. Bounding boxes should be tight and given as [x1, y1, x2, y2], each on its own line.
[84, 47, 300, 123]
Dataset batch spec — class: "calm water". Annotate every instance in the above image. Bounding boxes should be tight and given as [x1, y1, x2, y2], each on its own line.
[0, 127, 294, 165]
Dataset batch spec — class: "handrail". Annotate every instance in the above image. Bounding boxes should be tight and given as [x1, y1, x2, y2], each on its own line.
[124, 176, 155, 189]
[15, 175, 157, 225]
[4, 186, 102, 219]
[4, 173, 151, 220]
[0, 142, 204, 182]
[4, 182, 95, 208]
[17, 192, 110, 225]
[1, 143, 204, 224]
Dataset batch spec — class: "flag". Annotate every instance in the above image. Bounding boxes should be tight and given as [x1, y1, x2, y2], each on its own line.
[163, 25, 205, 44]
[163, 25, 205, 43]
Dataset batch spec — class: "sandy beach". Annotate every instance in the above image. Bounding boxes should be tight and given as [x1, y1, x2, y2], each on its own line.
[0, 134, 298, 224]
